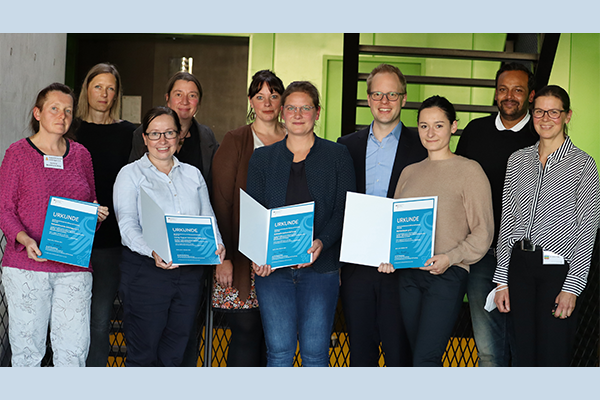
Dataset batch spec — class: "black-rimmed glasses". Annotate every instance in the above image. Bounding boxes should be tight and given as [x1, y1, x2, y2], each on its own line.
[144, 130, 179, 140]
[368, 91, 405, 102]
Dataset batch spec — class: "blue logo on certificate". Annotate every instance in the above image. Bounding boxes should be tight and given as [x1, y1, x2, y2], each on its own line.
[39, 196, 99, 268]
[166, 216, 220, 265]
[390, 198, 436, 269]
[268, 206, 314, 268]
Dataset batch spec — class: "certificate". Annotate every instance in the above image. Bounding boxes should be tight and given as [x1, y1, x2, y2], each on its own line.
[340, 192, 437, 269]
[140, 189, 220, 265]
[38, 196, 99, 268]
[239, 189, 314, 269]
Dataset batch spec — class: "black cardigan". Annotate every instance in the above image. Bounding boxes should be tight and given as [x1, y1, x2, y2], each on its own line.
[246, 135, 356, 273]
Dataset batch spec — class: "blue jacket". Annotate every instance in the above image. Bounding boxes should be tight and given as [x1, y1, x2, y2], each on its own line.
[246, 135, 356, 273]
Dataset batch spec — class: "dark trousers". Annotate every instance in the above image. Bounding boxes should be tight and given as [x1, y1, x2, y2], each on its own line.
[215, 309, 267, 367]
[508, 247, 578, 367]
[398, 266, 468, 367]
[86, 246, 122, 367]
[341, 264, 412, 367]
[119, 248, 206, 367]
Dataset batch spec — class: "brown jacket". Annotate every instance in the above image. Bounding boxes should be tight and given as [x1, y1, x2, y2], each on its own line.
[212, 124, 255, 299]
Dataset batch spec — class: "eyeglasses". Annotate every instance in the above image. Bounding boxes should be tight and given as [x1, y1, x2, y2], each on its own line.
[284, 105, 315, 114]
[368, 91, 405, 102]
[532, 108, 565, 119]
[144, 130, 178, 141]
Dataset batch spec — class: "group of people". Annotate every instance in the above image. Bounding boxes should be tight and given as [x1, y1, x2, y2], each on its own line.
[0, 60, 598, 368]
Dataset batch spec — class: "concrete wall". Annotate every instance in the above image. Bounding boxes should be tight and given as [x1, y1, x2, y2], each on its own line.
[0, 33, 67, 164]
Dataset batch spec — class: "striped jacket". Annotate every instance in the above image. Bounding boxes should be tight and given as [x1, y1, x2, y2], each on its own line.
[493, 137, 600, 295]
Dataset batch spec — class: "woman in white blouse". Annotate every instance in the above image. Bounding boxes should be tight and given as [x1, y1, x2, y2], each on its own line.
[113, 106, 225, 366]
[493, 85, 599, 366]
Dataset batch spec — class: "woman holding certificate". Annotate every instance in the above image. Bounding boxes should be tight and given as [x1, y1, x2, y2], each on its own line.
[246, 81, 356, 367]
[493, 86, 599, 366]
[379, 95, 493, 367]
[113, 106, 225, 367]
[211, 70, 285, 366]
[0, 83, 108, 367]
[75, 63, 136, 367]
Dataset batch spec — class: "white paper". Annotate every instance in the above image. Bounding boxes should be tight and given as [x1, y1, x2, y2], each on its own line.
[339, 192, 394, 267]
[543, 250, 565, 265]
[340, 192, 436, 268]
[484, 286, 508, 312]
[140, 188, 171, 262]
[239, 189, 270, 266]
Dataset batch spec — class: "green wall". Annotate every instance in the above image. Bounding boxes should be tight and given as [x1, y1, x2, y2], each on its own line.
[241, 33, 599, 165]
[549, 33, 600, 168]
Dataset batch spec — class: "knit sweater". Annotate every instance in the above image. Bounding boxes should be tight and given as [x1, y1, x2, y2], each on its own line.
[0, 138, 97, 272]
[246, 135, 356, 273]
[394, 155, 493, 271]
[455, 114, 538, 247]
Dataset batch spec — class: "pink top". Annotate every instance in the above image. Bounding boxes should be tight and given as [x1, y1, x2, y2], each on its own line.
[0, 138, 97, 272]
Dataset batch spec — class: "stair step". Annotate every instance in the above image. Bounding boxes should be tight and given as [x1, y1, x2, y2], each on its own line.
[356, 100, 496, 114]
[358, 45, 539, 63]
[357, 73, 496, 88]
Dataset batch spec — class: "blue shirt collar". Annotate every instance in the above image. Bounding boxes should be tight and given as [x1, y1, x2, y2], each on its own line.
[368, 121, 403, 141]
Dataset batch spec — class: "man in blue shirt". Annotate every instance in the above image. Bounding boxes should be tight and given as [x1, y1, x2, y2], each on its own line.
[337, 63, 427, 366]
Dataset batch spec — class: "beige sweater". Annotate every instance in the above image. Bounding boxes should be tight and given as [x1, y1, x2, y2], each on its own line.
[394, 155, 493, 272]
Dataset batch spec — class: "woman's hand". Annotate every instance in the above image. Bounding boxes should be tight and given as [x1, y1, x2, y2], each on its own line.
[252, 262, 273, 277]
[215, 244, 226, 264]
[296, 239, 324, 269]
[152, 250, 177, 270]
[553, 291, 577, 319]
[216, 259, 233, 288]
[494, 284, 510, 313]
[93, 201, 109, 223]
[420, 254, 451, 275]
[16, 231, 47, 262]
[378, 262, 394, 274]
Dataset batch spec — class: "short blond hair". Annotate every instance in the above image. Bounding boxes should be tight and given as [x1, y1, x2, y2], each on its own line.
[366, 63, 407, 94]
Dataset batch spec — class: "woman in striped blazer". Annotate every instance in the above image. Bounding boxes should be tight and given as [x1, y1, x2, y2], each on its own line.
[493, 85, 600, 366]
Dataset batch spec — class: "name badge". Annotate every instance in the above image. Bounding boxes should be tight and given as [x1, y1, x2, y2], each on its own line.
[543, 250, 565, 265]
[44, 155, 64, 170]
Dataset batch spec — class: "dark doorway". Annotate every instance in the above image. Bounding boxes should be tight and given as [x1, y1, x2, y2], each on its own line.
[66, 33, 249, 143]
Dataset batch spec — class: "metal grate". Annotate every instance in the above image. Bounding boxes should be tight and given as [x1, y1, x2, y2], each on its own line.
[1, 231, 598, 367]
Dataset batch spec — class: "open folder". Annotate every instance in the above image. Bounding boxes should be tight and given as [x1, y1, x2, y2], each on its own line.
[140, 188, 220, 265]
[239, 189, 314, 269]
[340, 192, 437, 269]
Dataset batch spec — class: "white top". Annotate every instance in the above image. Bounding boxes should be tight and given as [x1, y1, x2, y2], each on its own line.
[495, 112, 531, 132]
[113, 154, 223, 258]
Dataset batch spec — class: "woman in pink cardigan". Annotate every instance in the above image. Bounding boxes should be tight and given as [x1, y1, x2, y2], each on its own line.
[0, 83, 108, 367]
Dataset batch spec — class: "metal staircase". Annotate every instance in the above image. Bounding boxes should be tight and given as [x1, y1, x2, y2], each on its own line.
[341, 33, 561, 135]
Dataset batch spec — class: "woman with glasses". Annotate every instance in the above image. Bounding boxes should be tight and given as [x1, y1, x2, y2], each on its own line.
[378, 95, 494, 366]
[246, 81, 356, 367]
[113, 106, 225, 366]
[494, 85, 599, 366]
[74, 63, 136, 367]
[211, 70, 285, 366]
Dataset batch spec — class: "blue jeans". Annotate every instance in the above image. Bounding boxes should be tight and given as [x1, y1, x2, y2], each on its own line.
[87, 246, 122, 367]
[467, 252, 515, 367]
[255, 267, 339, 367]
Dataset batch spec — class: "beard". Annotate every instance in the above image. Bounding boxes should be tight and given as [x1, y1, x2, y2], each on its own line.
[498, 100, 527, 121]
